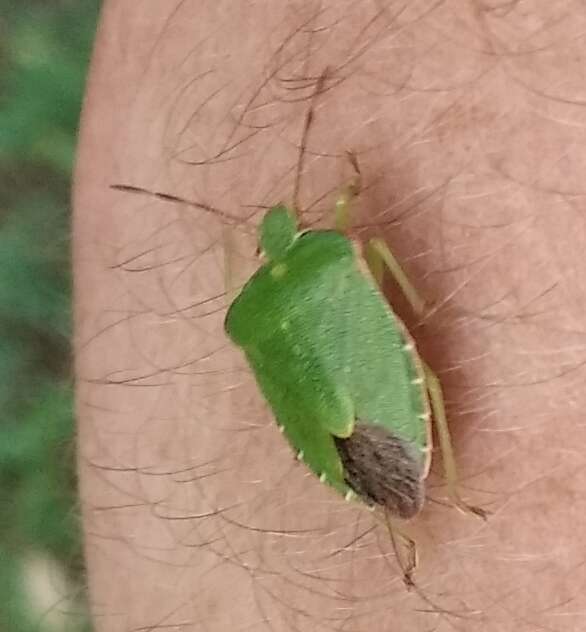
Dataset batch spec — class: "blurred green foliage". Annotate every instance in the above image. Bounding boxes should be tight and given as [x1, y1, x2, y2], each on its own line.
[0, 2, 99, 630]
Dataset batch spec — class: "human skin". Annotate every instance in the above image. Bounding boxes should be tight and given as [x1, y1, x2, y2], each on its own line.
[73, 2, 586, 631]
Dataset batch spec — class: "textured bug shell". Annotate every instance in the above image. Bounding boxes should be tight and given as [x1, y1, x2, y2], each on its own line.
[225, 217, 431, 516]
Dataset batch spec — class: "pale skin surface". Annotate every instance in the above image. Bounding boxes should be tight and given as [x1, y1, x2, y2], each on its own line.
[73, 2, 586, 631]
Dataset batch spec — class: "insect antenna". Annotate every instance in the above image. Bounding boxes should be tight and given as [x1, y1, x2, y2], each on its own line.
[292, 67, 331, 217]
[110, 183, 256, 232]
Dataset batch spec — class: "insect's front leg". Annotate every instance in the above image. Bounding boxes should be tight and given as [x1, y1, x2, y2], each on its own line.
[334, 150, 362, 232]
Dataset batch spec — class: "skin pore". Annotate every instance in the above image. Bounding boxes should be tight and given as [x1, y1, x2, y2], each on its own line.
[73, 2, 586, 631]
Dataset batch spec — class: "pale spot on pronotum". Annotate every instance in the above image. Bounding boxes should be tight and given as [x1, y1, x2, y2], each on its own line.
[297, 450, 304, 461]
[418, 412, 431, 422]
[411, 378, 424, 385]
[278, 424, 285, 433]
[319, 472, 327, 483]
[270, 263, 287, 279]
[402, 342, 415, 351]
[345, 489, 357, 502]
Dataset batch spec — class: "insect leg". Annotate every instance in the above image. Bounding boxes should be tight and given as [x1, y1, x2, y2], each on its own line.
[223, 225, 241, 304]
[382, 509, 418, 589]
[334, 150, 362, 232]
[368, 236, 486, 518]
[365, 238, 427, 317]
[421, 362, 487, 519]
[293, 68, 330, 216]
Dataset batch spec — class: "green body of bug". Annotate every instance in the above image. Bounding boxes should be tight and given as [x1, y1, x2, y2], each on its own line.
[224, 206, 432, 519]
[112, 65, 483, 527]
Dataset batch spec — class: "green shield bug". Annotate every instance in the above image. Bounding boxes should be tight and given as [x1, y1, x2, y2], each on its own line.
[222, 156, 486, 586]
[112, 68, 485, 584]
[222, 72, 485, 529]
[224, 202, 432, 520]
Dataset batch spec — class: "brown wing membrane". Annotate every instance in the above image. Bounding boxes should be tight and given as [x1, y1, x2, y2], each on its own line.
[334, 422, 425, 519]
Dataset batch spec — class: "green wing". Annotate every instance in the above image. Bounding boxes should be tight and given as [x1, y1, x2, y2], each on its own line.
[245, 341, 353, 494]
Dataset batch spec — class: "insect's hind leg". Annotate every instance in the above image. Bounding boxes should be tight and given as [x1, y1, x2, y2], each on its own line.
[381, 509, 418, 589]
[422, 362, 487, 519]
[367, 238, 486, 520]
